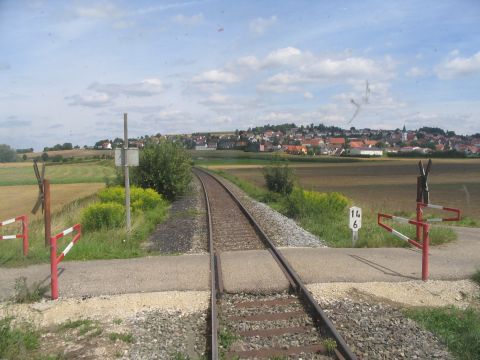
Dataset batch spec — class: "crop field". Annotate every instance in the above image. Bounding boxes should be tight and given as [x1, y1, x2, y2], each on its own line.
[23, 149, 113, 159]
[0, 183, 105, 221]
[0, 161, 116, 186]
[213, 159, 480, 221]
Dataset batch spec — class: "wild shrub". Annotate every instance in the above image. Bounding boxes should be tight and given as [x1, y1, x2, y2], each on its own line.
[263, 163, 295, 195]
[81, 202, 124, 231]
[98, 186, 165, 212]
[132, 141, 192, 201]
[282, 188, 349, 219]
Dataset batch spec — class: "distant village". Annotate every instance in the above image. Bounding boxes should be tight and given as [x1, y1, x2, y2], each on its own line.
[91, 123, 480, 157]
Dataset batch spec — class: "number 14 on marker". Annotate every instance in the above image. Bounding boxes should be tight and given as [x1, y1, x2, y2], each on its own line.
[349, 206, 362, 230]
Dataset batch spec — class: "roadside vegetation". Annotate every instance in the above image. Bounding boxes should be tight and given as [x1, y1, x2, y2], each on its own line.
[0, 140, 195, 267]
[0, 186, 169, 267]
[0, 317, 39, 360]
[405, 306, 480, 360]
[212, 163, 456, 248]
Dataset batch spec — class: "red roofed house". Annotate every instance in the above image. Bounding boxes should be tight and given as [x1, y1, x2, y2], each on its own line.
[284, 145, 307, 155]
[349, 141, 364, 148]
[327, 137, 346, 146]
[364, 140, 378, 147]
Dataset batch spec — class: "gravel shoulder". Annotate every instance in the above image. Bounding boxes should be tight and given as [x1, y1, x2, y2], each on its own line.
[1, 291, 210, 359]
[147, 176, 208, 254]
[308, 280, 479, 360]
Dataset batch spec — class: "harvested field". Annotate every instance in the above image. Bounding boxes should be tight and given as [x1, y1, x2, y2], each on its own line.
[219, 159, 480, 220]
[0, 183, 104, 220]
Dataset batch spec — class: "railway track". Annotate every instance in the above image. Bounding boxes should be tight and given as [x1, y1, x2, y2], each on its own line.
[193, 167, 356, 360]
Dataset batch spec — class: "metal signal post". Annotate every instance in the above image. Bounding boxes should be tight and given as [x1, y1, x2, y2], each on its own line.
[124, 113, 131, 232]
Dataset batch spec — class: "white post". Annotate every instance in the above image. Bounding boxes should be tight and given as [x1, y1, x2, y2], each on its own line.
[124, 113, 131, 232]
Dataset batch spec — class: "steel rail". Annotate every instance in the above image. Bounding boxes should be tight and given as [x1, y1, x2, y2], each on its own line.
[194, 167, 356, 360]
[195, 169, 218, 360]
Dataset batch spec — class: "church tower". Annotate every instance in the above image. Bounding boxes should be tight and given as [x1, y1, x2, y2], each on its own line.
[402, 125, 407, 142]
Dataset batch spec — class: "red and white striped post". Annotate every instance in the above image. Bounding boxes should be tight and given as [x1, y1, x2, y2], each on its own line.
[417, 202, 461, 223]
[50, 224, 81, 300]
[0, 215, 29, 256]
[378, 213, 429, 280]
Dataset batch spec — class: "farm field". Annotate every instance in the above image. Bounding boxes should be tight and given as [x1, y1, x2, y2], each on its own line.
[23, 148, 113, 159]
[214, 159, 480, 221]
[0, 183, 105, 221]
[0, 161, 116, 186]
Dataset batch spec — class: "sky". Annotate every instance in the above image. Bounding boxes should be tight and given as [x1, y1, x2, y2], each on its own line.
[0, 0, 479, 150]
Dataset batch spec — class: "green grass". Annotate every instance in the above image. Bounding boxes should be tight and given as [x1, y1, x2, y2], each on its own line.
[0, 192, 169, 267]
[191, 150, 361, 165]
[212, 169, 457, 248]
[405, 306, 480, 360]
[0, 161, 116, 186]
[0, 317, 39, 360]
[472, 268, 480, 285]
[59, 319, 102, 337]
[109, 332, 133, 343]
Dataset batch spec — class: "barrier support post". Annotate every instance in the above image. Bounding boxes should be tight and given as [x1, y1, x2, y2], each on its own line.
[50, 236, 58, 300]
[23, 216, 28, 256]
[416, 202, 422, 243]
[422, 223, 430, 281]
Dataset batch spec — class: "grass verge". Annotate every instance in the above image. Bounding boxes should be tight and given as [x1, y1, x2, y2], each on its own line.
[212, 169, 457, 248]
[405, 306, 480, 360]
[0, 192, 169, 267]
[472, 268, 480, 286]
[0, 317, 39, 360]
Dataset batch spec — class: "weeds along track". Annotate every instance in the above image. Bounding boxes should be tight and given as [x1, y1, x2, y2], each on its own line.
[193, 167, 356, 360]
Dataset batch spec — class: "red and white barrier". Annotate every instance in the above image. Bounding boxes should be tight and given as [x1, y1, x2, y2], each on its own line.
[50, 224, 81, 300]
[417, 202, 461, 223]
[378, 213, 430, 281]
[0, 215, 28, 256]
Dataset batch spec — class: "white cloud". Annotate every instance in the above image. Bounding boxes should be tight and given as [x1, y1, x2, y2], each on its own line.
[66, 93, 113, 107]
[406, 67, 425, 78]
[257, 55, 391, 93]
[89, 79, 165, 97]
[172, 13, 204, 25]
[249, 15, 277, 35]
[201, 93, 230, 105]
[263, 47, 308, 67]
[300, 57, 384, 80]
[74, 3, 122, 19]
[435, 51, 480, 79]
[304, 91, 314, 99]
[67, 79, 164, 108]
[192, 70, 240, 84]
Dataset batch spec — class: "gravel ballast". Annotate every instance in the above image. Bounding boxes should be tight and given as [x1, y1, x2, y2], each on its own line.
[214, 174, 326, 248]
[128, 309, 207, 359]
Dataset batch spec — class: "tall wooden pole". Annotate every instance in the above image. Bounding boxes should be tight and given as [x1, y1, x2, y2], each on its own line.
[44, 179, 51, 246]
[124, 113, 131, 232]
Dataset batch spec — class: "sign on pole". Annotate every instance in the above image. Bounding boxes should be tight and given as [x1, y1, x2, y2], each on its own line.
[115, 148, 139, 167]
[349, 206, 362, 245]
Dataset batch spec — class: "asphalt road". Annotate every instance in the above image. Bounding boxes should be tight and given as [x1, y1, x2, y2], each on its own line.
[0, 227, 478, 300]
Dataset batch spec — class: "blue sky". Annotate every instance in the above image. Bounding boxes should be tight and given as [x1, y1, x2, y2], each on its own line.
[0, 0, 479, 150]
